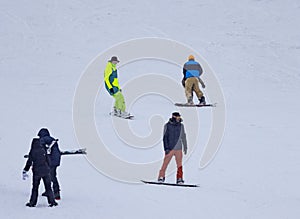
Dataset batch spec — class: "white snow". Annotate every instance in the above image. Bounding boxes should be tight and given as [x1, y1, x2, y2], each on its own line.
[1, 0, 300, 218]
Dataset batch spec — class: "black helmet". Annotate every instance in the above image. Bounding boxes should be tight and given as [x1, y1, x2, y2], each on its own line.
[172, 112, 181, 117]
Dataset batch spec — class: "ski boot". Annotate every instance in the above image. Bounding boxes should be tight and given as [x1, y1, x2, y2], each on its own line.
[199, 96, 206, 105]
[113, 107, 121, 116]
[187, 97, 194, 105]
[176, 178, 184, 184]
[26, 202, 36, 207]
[49, 202, 58, 207]
[157, 177, 165, 183]
[120, 111, 131, 118]
[42, 191, 60, 200]
[54, 191, 61, 200]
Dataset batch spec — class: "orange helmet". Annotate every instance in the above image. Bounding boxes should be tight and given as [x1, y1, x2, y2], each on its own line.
[188, 55, 195, 60]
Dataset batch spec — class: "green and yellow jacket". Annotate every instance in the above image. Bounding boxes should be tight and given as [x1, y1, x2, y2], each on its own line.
[104, 61, 120, 95]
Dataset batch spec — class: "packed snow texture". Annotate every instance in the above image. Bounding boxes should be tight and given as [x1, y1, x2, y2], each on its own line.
[0, 0, 300, 218]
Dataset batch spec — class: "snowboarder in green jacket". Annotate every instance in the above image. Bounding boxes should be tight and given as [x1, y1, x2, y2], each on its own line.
[104, 56, 130, 117]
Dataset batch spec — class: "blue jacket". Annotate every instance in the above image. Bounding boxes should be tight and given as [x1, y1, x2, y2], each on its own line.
[183, 60, 203, 79]
[37, 128, 61, 167]
[163, 118, 187, 152]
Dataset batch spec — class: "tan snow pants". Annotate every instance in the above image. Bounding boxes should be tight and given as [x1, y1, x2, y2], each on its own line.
[185, 77, 203, 101]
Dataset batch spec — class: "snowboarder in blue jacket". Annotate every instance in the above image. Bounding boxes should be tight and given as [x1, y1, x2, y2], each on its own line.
[182, 55, 206, 105]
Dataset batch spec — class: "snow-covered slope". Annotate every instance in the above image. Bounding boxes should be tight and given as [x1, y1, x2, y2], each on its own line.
[1, 0, 300, 218]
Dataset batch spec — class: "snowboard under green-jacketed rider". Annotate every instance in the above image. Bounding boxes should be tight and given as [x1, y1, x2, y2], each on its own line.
[104, 56, 130, 117]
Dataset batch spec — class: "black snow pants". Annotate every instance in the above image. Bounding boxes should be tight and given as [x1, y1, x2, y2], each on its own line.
[50, 166, 60, 194]
[29, 173, 55, 205]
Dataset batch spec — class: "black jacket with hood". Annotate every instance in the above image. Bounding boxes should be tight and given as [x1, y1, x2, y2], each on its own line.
[24, 138, 51, 177]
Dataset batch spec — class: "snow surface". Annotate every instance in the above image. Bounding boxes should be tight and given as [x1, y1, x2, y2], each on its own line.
[1, 0, 300, 218]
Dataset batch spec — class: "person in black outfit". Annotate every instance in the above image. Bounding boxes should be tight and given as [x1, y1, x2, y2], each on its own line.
[37, 128, 61, 200]
[23, 137, 58, 207]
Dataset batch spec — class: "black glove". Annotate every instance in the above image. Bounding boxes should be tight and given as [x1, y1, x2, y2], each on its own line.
[22, 170, 29, 180]
[184, 147, 187, 155]
[165, 150, 170, 155]
[109, 88, 114, 93]
[181, 78, 186, 88]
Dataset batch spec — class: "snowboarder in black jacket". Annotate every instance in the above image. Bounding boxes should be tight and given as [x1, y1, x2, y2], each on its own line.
[37, 128, 61, 200]
[158, 112, 187, 184]
[23, 137, 58, 207]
